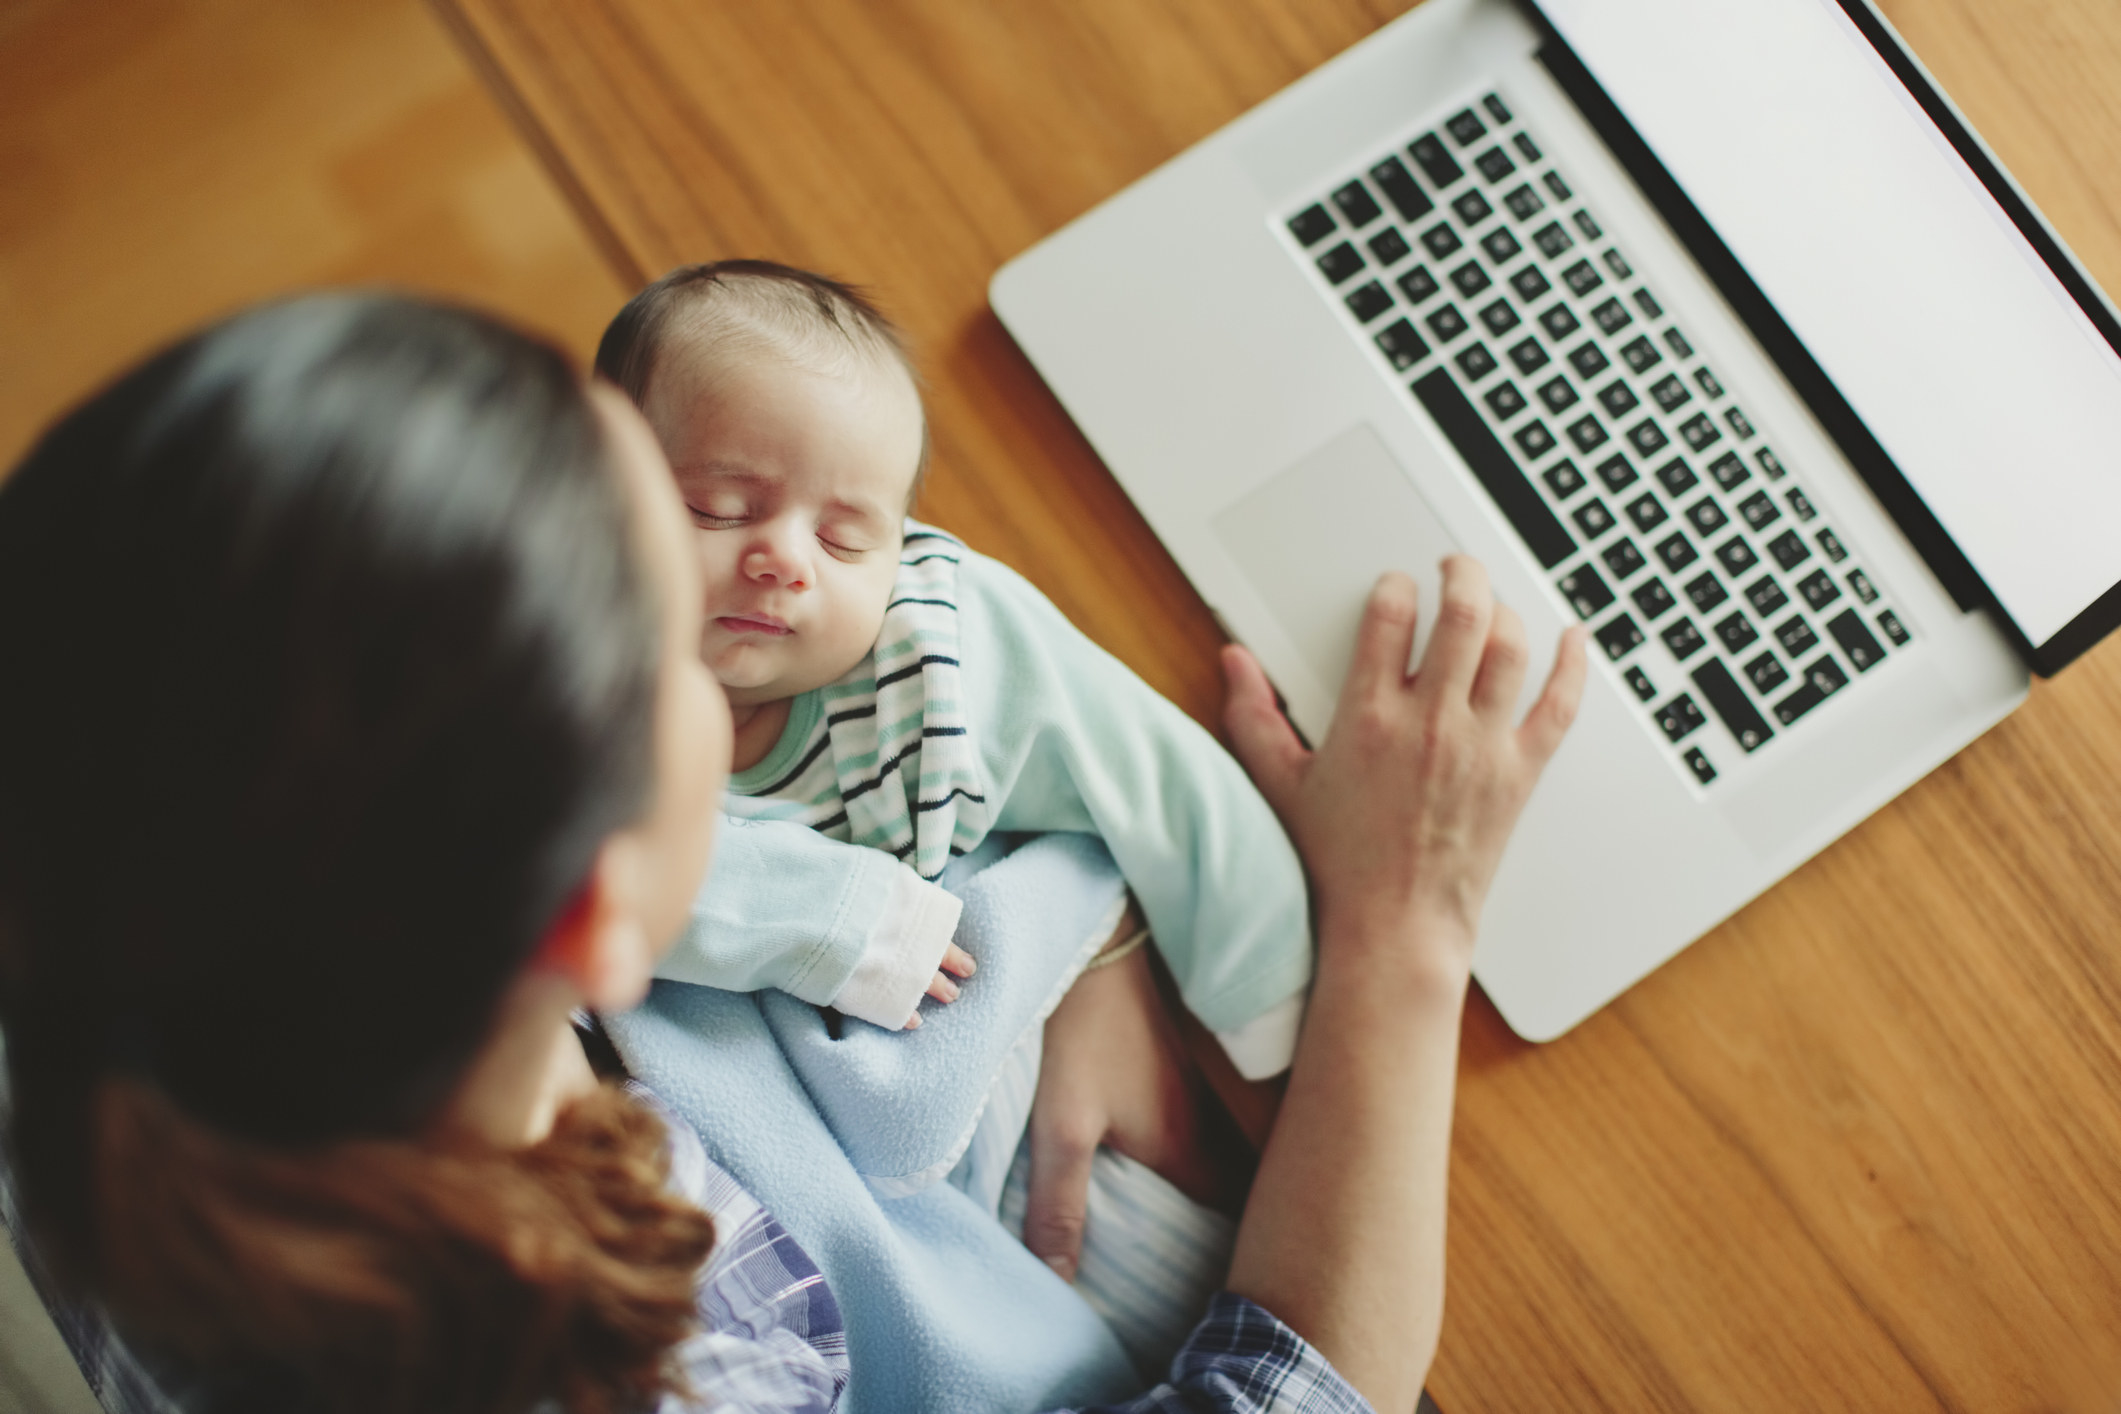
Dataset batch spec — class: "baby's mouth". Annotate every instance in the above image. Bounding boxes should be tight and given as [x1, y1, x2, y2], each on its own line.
[717, 612, 793, 637]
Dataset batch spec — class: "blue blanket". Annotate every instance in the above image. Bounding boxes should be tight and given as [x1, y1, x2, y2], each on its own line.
[603, 832, 1143, 1413]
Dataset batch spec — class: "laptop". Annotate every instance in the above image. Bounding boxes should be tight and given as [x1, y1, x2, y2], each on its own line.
[990, 0, 2121, 1040]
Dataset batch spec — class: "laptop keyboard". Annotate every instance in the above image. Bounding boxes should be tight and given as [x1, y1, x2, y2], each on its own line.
[1285, 91, 1911, 786]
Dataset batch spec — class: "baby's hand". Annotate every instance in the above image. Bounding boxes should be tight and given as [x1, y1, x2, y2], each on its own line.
[904, 944, 977, 1029]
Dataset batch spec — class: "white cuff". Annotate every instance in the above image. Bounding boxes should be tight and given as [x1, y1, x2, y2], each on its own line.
[1214, 991, 1307, 1080]
[829, 866, 965, 1029]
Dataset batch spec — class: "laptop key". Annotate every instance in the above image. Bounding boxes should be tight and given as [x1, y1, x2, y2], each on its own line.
[1677, 412, 1722, 451]
[1509, 338, 1550, 375]
[1568, 416, 1609, 453]
[1541, 305, 1582, 340]
[1591, 297, 1633, 334]
[1475, 148, 1517, 183]
[1766, 528, 1809, 569]
[1421, 224, 1463, 259]
[1773, 654, 1849, 725]
[1626, 420, 1669, 457]
[1664, 328, 1695, 359]
[1619, 335, 1663, 372]
[1745, 575, 1789, 617]
[1514, 420, 1557, 460]
[1775, 615, 1819, 657]
[1737, 490, 1781, 531]
[1450, 261, 1492, 297]
[1683, 746, 1718, 784]
[1446, 108, 1489, 146]
[1479, 300, 1520, 336]
[1785, 488, 1817, 521]
[1542, 458, 1586, 499]
[1573, 498, 1617, 538]
[1538, 376, 1578, 413]
[1726, 407, 1756, 439]
[1876, 609, 1911, 646]
[1289, 204, 1337, 246]
[1632, 577, 1677, 620]
[1695, 368, 1725, 398]
[1592, 454, 1635, 493]
[1649, 374, 1692, 412]
[1562, 259, 1604, 296]
[1655, 532, 1698, 572]
[1713, 610, 1758, 653]
[1654, 457, 1698, 497]
[1715, 537, 1759, 577]
[1513, 132, 1541, 163]
[1571, 209, 1601, 239]
[1545, 172, 1575, 202]
[1484, 93, 1514, 124]
[1369, 156, 1434, 222]
[1598, 382, 1641, 418]
[1375, 319, 1430, 370]
[1827, 608, 1886, 670]
[1656, 693, 1707, 742]
[1756, 447, 1787, 479]
[1796, 569, 1840, 610]
[1684, 572, 1728, 612]
[1624, 664, 1657, 701]
[1743, 651, 1789, 694]
[1706, 451, 1750, 491]
[1332, 180, 1383, 228]
[1846, 569, 1879, 604]
[1510, 266, 1552, 302]
[1815, 528, 1848, 562]
[1602, 249, 1633, 280]
[1367, 228, 1412, 267]
[1455, 343, 1498, 381]
[1409, 133, 1464, 188]
[1345, 281, 1393, 322]
[1452, 190, 1494, 227]
[1625, 493, 1667, 532]
[1426, 305, 1469, 342]
[1397, 266, 1441, 304]
[1503, 183, 1546, 221]
[1484, 382, 1527, 419]
[1692, 657, 1773, 751]
[1532, 221, 1575, 258]
[1595, 612, 1646, 660]
[1633, 289, 1664, 320]
[1662, 618, 1707, 659]
[1318, 242, 1365, 284]
[1482, 228, 1523, 265]
[1558, 563, 1616, 619]
[1569, 343, 1611, 379]
[1603, 537, 1648, 580]
[1411, 370, 1575, 568]
[1685, 498, 1729, 537]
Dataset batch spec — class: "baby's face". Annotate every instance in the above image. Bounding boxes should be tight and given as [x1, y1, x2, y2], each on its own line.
[641, 349, 923, 706]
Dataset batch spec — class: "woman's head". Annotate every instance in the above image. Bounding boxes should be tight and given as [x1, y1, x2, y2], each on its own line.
[0, 293, 730, 1410]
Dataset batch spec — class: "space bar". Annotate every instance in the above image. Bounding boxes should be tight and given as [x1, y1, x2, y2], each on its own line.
[1411, 369, 1577, 569]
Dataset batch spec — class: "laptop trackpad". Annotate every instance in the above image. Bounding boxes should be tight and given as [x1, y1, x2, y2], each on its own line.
[1212, 423, 1460, 698]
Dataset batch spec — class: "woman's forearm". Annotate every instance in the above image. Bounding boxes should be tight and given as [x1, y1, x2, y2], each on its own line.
[1224, 915, 1470, 1414]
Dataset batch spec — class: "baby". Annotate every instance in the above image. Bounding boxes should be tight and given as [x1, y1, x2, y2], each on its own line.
[597, 260, 1312, 1080]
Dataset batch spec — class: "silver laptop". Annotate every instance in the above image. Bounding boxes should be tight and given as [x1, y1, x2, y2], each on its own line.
[990, 0, 2121, 1039]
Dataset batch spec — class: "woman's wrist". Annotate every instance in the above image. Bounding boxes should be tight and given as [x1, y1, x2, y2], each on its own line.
[1312, 898, 1476, 1008]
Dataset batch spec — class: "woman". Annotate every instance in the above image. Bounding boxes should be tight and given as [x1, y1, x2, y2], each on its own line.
[0, 293, 1583, 1413]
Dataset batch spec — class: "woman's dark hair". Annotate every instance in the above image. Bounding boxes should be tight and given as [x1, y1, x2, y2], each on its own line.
[0, 293, 715, 1413]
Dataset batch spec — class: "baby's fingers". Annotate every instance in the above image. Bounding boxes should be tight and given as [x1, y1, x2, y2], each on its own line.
[926, 970, 964, 1004]
[940, 943, 977, 979]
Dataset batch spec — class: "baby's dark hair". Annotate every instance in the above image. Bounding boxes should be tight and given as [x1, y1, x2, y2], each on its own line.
[595, 259, 929, 506]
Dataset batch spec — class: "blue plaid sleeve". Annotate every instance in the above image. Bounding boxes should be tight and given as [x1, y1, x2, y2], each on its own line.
[1064, 1292, 1375, 1414]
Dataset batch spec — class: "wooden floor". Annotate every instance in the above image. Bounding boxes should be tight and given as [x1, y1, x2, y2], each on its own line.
[0, 0, 627, 469]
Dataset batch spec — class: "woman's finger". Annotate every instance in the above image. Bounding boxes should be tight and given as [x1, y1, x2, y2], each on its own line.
[1468, 602, 1530, 726]
[1340, 572, 1422, 707]
[1220, 644, 1309, 819]
[1517, 625, 1590, 764]
[1023, 1112, 1101, 1283]
[1414, 556, 1494, 707]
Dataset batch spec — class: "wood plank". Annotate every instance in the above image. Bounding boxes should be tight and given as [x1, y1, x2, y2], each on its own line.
[436, 0, 2121, 1407]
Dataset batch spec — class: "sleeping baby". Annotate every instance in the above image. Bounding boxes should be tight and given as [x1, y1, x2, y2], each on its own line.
[597, 260, 1312, 1081]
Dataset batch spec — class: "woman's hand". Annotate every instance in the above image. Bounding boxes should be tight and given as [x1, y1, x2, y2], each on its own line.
[1221, 558, 1586, 983]
[1020, 907, 1222, 1283]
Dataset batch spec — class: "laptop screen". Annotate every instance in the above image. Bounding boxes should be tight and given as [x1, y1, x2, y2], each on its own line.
[1539, 0, 2121, 670]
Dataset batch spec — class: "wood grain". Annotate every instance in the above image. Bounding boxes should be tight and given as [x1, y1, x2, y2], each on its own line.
[434, 0, 2121, 1407]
